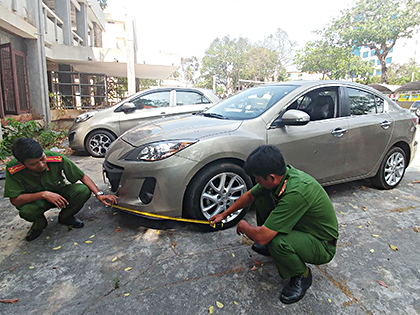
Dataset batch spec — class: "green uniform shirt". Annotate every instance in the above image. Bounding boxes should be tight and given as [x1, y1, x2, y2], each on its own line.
[250, 164, 338, 241]
[4, 151, 85, 199]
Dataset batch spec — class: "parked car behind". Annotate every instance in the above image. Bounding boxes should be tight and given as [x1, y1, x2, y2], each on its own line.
[68, 87, 220, 157]
[409, 100, 420, 118]
[103, 81, 417, 229]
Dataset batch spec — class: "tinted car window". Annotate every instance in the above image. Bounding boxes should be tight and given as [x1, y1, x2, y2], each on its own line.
[176, 91, 211, 106]
[131, 91, 170, 109]
[205, 85, 297, 120]
[348, 88, 376, 115]
[288, 88, 337, 120]
[375, 95, 385, 113]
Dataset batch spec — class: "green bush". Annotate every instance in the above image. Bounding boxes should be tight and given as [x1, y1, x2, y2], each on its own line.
[0, 118, 67, 160]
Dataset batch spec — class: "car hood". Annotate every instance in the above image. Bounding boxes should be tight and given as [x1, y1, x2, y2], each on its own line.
[120, 114, 243, 146]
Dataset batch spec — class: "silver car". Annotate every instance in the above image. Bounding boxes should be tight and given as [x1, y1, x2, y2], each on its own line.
[68, 87, 219, 157]
[103, 81, 417, 228]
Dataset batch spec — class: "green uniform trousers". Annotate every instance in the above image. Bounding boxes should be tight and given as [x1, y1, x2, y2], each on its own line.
[17, 184, 91, 231]
[254, 195, 336, 280]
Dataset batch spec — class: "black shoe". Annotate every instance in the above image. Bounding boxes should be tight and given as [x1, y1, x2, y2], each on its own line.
[251, 243, 271, 256]
[280, 268, 312, 304]
[59, 217, 84, 228]
[26, 228, 43, 241]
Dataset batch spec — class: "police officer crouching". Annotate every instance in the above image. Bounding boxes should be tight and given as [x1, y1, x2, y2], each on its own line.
[4, 138, 118, 241]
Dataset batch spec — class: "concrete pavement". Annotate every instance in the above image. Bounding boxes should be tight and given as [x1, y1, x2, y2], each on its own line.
[0, 151, 419, 314]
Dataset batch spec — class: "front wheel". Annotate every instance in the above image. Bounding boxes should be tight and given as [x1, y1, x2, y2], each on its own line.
[371, 146, 406, 189]
[85, 130, 116, 157]
[184, 163, 253, 229]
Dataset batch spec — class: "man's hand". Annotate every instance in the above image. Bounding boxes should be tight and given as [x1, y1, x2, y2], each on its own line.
[208, 213, 226, 226]
[97, 194, 118, 206]
[43, 191, 69, 209]
[236, 219, 248, 236]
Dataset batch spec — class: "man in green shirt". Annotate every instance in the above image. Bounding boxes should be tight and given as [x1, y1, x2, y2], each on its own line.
[4, 138, 118, 241]
[210, 145, 338, 304]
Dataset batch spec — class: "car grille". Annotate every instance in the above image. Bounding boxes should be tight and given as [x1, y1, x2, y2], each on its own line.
[103, 160, 124, 192]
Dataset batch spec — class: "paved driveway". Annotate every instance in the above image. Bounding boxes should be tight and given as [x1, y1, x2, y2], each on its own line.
[0, 148, 419, 314]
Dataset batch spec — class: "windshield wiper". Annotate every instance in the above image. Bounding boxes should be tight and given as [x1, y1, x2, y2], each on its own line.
[201, 112, 227, 119]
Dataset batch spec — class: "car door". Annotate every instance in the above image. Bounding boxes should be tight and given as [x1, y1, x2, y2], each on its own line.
[267, 86, 349, 184]
[118, 90, 172, 133]
[172, 89, 213, 114]
[343, 87, 394, 178]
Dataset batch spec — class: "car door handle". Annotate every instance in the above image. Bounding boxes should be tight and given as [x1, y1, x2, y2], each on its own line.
[380, 120, 392, 129]
[331, 128, 348, 138]
[160, 112, 166, 115]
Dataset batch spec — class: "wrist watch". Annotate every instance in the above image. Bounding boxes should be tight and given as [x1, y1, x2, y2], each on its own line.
[95, 191, 104, 198]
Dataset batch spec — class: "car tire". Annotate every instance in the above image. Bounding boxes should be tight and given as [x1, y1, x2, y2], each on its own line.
[416, 108, 420, 117]
[371, 146, 406, 190]
[85, 130, 116, 158]
[184, 163, 253, 230]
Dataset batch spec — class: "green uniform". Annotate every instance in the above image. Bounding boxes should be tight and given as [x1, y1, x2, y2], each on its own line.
[250, 165, 338, 279]
[4, 151, 91, 230]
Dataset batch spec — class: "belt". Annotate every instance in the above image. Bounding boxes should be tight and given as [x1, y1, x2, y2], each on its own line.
[327, 239, 337, 246]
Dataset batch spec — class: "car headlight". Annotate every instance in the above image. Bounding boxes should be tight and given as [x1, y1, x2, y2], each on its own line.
[124, 140, 198, 161]
[75, 110, 98, 123]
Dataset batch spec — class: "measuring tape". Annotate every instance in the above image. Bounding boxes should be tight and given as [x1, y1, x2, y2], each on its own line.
[111, 204, 223, 228]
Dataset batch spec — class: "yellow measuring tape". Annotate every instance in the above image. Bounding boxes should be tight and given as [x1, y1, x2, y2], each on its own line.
[111, 204, 223, 228]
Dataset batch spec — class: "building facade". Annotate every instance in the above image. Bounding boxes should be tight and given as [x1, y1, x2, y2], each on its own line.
[0, 0, 179, 125]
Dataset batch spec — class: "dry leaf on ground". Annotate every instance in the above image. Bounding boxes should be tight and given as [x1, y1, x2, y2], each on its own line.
[377, 280, 388, 288]
[389, 244, 399, 251]
[216, 301, 224, 308]
[0, 298, 19, 304]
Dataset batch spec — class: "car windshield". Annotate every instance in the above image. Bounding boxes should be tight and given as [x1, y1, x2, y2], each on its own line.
[201, 85, 298, 120]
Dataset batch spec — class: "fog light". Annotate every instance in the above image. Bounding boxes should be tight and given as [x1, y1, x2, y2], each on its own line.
[139, 178, 156, 204]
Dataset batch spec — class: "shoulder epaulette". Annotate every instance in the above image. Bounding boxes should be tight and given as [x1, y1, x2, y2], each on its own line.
[8, 163, 26, 175]
[46, 156, 63, 162]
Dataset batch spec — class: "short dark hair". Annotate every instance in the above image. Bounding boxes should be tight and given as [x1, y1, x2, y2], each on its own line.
[12, 138, 43, 164]
[244, 145, 286, 178]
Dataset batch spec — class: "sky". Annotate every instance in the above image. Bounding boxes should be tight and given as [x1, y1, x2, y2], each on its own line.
[105, 0, 356, 59]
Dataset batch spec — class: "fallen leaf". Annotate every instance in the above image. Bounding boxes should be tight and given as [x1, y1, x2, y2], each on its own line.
[124, 267, 132, 271]
[171, 241, 177, 248]
[112, 257, 118, 262]
[371, 234, 380, 238]
[89, 235, 95, 239]
[46, 236, 50, 240]
[411, 180, 420, 183]
[208, 306, 214, 314]
[124, 293, 130, 296]
[370, 249, 375, 253]
[389, 244, 398, 251]
[340, 224, 347, 227]
[74, 242, 78, 246]
[85, 240, 93, 244]
[0, 298, 19, 304]
[357, 226, 362, 229]
[362, 206, 367, 211]
[29, 266, 35, 269]
[327, 298, 332, 303]
[250, 266, 258, 271]
[253, 260, 262, 266]
[367, 221, 371, 225]
[156, 230, 160, 234]
[114, 228, 123, 233]
[360, 185, 368, 189]
[339, 211, 345, 215]
[377, 280, 388, 288]
[233, 301, 238, 305]
[53, 246, 61, 250]
[113, 212, 118, 215]
[216, 301, 224, 308]
[232, 253, 235, 257]
[414, 227, 419, 233]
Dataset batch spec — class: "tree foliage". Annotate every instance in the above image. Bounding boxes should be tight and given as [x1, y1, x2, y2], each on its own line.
[200, 36, 282, 95]
[262, 28, 298, 69]
[97, 0, 107, 10]
[180, 56, 200, 85]
[329, 0, 420, 84]
[387, 59, 420, 84]
[294, 40, 373, 80]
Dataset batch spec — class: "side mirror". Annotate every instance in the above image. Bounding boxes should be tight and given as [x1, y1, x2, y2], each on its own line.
[271, 109, 310, 128]
[120, 102, 137, 113]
